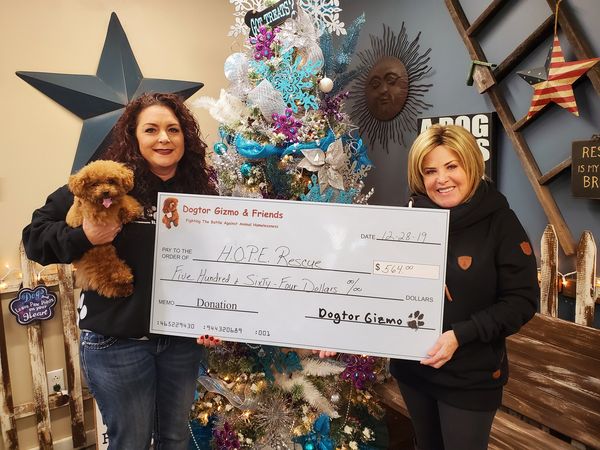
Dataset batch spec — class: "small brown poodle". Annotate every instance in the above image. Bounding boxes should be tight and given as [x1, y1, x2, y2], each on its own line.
[66, 160, 142, 298]
[162, 197, 179, 229]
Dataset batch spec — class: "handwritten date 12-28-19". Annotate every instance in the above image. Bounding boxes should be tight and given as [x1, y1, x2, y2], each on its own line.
[380, 231, 428, 243]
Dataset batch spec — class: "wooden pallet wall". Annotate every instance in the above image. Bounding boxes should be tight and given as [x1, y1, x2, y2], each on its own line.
[0, 245, 90, 449]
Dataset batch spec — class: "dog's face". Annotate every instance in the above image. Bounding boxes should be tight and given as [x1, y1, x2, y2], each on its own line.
[68, 160, 134, 207]
[162, 197, 178, 214]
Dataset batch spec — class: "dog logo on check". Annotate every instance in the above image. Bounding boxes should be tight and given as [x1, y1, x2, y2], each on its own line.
[162, 197, 179, 229]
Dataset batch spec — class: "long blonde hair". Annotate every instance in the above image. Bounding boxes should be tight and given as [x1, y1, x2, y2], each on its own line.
[407, 124, 485, 203]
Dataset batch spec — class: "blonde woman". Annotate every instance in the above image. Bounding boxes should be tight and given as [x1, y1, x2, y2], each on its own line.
[390, 125, 538, 449]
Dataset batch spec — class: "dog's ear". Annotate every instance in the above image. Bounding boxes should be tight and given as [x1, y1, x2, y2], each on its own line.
[68, 172, 86, 197]
[163, 200, 170, 213]
[120, 166, 135, 192]
[172, 198, 178, 207]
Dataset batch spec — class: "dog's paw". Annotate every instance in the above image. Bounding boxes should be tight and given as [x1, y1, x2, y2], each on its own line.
[114, 283, 134, 298]
[100, 282, 134, 298]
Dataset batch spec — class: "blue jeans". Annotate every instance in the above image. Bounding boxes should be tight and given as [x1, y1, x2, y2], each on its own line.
[81, 331, 206, 450]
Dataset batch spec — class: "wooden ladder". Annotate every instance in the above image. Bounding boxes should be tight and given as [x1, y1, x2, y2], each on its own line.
[445, 0, 600, 256]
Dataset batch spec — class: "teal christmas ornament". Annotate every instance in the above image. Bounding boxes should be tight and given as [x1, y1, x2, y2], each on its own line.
[250, 48, 320, 112]
[213, 142, 228, 155]
[240, 162, 253, 177]
[293, 414, 334, 450]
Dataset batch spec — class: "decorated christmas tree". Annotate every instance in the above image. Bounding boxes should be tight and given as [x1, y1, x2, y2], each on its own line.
[196, 3, 372, 205]
[191, 2, 387, 449]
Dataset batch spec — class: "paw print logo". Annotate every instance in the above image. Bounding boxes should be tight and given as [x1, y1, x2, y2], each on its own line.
[408, 311, 425, 330]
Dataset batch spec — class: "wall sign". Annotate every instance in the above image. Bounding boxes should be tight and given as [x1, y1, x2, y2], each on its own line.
[418, 112, 497, 180]
[572, 139, 600, 198]
[244, 0, 297, 37]
[9, 285, 57, 325]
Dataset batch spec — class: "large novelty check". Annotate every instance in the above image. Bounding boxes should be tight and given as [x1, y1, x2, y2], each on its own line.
[150, 194, 449, 360]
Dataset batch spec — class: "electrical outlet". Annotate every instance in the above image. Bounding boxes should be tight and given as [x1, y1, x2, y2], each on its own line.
[47, 368, 65, 394]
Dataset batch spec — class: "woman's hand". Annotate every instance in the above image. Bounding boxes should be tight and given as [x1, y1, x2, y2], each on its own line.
[196, 335, 221, 347]
[311, 349, 337, 358]
[82, 218, 122, 245]
[420, 330, 458, 368]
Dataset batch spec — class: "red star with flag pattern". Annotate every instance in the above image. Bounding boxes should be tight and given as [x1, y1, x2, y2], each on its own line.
[517, 35, 599, 119]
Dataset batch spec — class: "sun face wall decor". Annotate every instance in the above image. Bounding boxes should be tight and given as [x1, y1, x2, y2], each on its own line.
[351, 23, 433, 152]
[365, 56, 409, 121]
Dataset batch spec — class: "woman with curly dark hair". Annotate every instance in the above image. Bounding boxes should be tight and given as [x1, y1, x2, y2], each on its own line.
[103, 92, 214, 208]
[23, 92, 218, 449]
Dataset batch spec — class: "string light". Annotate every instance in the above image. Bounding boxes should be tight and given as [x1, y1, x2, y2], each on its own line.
[537, 268, 599, 299]
[557, 271, 573, 294]
[0, 264, 17, 290]
[35, 265, 49, 283]
[559, 271, 576, 288]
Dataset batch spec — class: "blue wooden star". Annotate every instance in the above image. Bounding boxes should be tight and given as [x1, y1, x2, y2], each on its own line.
[16, 12, 204, 172]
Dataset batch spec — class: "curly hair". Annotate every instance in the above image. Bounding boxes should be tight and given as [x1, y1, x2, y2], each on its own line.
[102, 92, 216, 205]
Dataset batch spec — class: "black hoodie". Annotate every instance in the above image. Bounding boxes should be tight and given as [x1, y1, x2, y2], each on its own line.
[22, 175, 184, 338]
[390, 182, 538, 411]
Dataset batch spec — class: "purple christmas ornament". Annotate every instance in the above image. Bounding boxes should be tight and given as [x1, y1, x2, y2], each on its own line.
[249, 25, 280, 61]
[272, 108, 303, 143]
[213, 422, 241, 450]
[340, 354, 376, 390]
[320, 91, 349, 122]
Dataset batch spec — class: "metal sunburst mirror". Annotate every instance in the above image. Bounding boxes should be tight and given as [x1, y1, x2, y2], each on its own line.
[351, 23, 433, 151]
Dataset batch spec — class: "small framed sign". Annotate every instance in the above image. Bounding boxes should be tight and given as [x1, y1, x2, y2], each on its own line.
[9, 285, 57, 325]
[572, 138, 600, 198]
[418, 112, 497, 180]
[244, 0, 297, 37]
